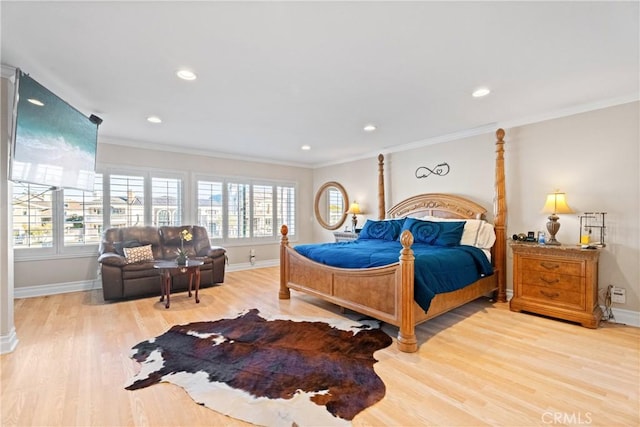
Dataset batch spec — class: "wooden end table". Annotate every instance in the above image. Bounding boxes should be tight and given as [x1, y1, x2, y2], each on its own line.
[153, 259, 204, 309]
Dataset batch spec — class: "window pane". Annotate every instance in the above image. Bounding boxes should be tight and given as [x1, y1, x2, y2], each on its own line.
[110, 174, 144, 227]
[152, 177, 182, 226]
[63, 174, 103, 246]
[12, 182, 54, 248]
[253, 185, 273, 237]
[276, 185, 295, 236]
[227, 182, 250, 239]
[197, 180, 223, 239]
[328, 188, 344, 226]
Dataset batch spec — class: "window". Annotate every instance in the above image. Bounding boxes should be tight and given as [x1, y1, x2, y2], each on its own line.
[109, 174, 144, 227]
[12, 164, 295, 257]
[252, 185, 273, 237]
[328, 187, 345, 226]
[197, 180, 223, 239]
[198, 178, 296, 242]
[12, 182, 53, 248]
[63, 174, 103, 246]
[227, 182, 250, 239]
[276, 185, 296, 236]
[152, 177, 182, 226]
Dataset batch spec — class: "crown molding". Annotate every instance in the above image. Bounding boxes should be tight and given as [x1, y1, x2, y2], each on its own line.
[1, 64, 17, 79]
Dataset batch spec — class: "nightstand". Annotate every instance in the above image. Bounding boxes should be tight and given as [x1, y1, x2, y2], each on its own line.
[509, 242, 602, 328]
[333, 231, 359, 242]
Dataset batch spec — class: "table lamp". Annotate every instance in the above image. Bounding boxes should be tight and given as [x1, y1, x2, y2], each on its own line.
[541, 191, 574, 245]
[346, 201, 362, 233]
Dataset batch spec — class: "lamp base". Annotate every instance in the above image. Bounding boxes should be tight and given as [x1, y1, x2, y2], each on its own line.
[351, 215, 358, 234]
[544, 237, 561, 246]
[546, 215, 562, 245]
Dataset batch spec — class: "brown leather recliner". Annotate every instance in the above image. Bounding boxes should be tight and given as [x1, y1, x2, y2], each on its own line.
[98, 225, 226, 301]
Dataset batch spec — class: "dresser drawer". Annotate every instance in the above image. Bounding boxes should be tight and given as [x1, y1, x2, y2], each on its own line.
[521, 284, 585, 309]
[519, 271, 583, 292]
[519, 256, 583, 276]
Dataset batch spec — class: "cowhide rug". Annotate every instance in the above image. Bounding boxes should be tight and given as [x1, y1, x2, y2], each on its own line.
[125, 309, 392, 426]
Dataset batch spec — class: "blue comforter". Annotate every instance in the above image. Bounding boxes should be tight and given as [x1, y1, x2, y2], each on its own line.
[294, 239, 493, 312]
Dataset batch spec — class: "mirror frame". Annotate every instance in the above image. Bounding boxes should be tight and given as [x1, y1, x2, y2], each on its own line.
[314, 181, 349, 230]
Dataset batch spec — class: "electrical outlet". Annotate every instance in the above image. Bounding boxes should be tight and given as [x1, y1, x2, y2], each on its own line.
[611, 286, 626, 304]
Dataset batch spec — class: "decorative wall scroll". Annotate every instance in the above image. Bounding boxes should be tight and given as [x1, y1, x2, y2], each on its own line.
[415, 162, 450, 179]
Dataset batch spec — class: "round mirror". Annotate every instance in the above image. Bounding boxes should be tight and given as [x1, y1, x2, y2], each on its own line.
[314, 181, 349, 230]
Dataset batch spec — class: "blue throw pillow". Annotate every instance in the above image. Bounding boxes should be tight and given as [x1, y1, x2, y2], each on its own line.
[358, 219, 404, 241]
[434, 221, 466, 246]
[114, 240, 141, 256]
[400, 218, 441, 244]
[401, 218, 466, 246]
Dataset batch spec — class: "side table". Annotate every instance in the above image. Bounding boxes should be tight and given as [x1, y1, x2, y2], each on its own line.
[153, 259, 204, 309]
[509, 242, 602, 328]
[333, 231, 359, 242]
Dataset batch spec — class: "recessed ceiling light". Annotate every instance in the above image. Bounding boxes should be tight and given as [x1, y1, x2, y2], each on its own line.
[27, 98, 44, 106]
[147, 116, 162, 124]
[176, 69, 197, 81]
[472, 87, 491, 98]
[301, 145, 311, 151]
[363, 124, 377, 132]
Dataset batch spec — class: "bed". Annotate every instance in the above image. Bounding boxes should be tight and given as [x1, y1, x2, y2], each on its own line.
[279, 129, 507, 353]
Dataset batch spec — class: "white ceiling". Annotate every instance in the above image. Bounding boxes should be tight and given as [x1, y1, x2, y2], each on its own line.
[1, 1, 638, 167]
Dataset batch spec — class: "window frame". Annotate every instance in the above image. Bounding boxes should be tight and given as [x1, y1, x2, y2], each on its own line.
[12, 164, 297, 260]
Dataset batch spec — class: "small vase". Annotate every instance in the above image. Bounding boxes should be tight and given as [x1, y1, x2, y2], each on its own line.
[176, 256, 187, 266]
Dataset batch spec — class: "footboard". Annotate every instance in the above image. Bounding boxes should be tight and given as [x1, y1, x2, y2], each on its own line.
[279, 225, 418, 352]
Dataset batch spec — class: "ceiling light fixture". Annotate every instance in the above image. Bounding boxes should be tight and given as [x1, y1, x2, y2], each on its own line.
[363, 124, 377, 132]
[301, 145, 311, 151]
[27, 98, 44, 106]
[147, 116, 162, 124]
[472, 87, 491, 98]
[176, 69, 197, 81]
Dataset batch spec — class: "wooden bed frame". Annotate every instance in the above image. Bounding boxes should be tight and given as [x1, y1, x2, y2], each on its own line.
[279, 129, 507, 352]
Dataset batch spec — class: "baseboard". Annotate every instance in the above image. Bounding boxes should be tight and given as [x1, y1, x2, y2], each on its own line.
[503, 290, 638, 327]
[602, 307, 640, 328]
[506, 289, 514, 300]
[227, 259, 279, 272]
[0, 327, 19, 354]
[14, 279, 102, 299]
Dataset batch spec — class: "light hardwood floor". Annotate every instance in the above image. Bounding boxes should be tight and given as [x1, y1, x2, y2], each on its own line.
[2, 266, 638, 426]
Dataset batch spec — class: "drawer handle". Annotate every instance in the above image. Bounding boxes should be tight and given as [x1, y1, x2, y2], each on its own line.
[540, 262, 560, 270]
[540, 276, 560, 285]
[540, 290, 560, 299]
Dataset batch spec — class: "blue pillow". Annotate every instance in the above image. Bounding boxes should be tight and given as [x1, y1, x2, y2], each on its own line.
[401, 218, 466, 246]
[400, 218, 441, 244]
[434, 221, 466, 246]
[358, 219, 404, 241]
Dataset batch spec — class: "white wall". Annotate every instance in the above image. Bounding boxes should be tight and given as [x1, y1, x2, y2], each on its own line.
[314, 102, 640, 314]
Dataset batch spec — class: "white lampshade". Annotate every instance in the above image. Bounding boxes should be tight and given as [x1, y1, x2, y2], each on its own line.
[347, 202, 362, 215]
[542, 192, 574, 215]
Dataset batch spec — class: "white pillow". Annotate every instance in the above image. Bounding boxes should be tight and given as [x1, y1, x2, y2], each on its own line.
[476, 221, 496, 249]
[419, 215, 495, 249]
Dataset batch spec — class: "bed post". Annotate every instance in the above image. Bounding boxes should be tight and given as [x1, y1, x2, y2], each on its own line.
[397, 230, 417, 352]
[494, 129, 507, 303]
[279, 225, 291, 299]
[378, 154, 385, 220]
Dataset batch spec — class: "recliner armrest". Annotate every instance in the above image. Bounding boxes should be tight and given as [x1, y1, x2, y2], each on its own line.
[98, 252, 127, 266]
[204, 246, 226, 258]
